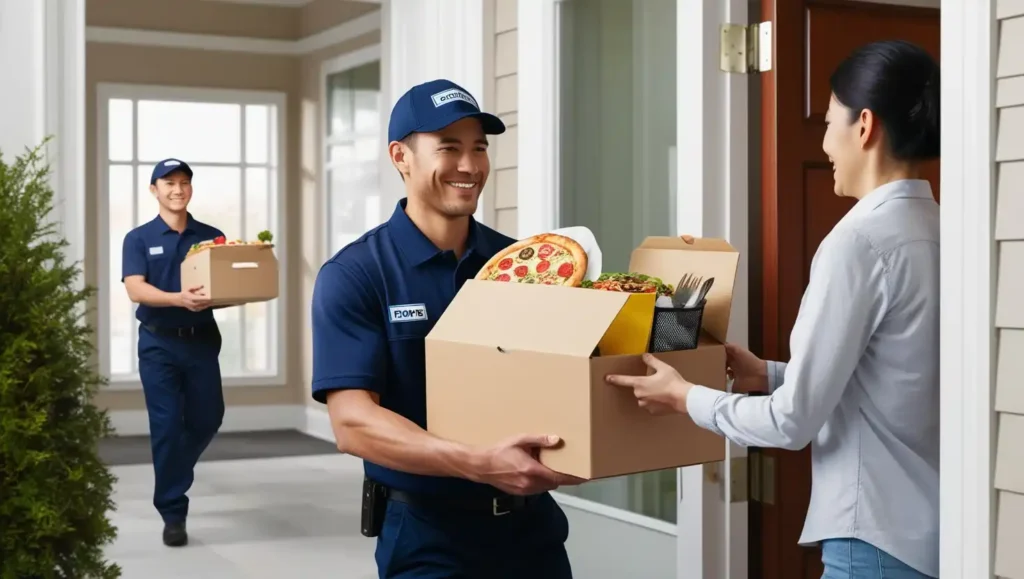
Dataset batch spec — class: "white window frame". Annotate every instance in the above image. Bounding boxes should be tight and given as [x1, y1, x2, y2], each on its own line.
[321, 44, 383, 257]
[95, 82, 289, 390]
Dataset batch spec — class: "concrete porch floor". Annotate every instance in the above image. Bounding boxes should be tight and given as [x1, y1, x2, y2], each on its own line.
[105, 454, 377, 578]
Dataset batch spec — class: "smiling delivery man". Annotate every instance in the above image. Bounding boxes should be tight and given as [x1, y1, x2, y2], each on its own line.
[311, 79, 581, 578]
[121, 159, 226, 548]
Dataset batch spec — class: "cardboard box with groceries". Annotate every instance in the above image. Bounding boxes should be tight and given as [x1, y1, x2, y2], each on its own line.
[424, 231, 739, 480]
[180, 235, 279, 306]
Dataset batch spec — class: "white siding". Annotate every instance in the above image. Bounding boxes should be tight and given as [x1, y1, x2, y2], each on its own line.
[993, 4, 1024, 577]
[482, 0, 518, 237]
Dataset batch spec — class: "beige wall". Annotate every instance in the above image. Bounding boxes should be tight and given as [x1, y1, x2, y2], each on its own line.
[994, 1, 1024, 577]
[85, 1, 379, 413]
[482, 0, 519, 237]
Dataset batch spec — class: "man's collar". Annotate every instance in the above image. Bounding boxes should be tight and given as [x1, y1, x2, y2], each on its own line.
[153, 212, 196, 234]
[388, 198, 496, 266]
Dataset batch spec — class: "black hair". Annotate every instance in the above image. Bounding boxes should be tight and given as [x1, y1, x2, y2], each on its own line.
[829, 40, 940, 161]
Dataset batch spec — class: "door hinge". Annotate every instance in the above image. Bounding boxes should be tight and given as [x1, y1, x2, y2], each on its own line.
[748, 451, 776, 505]
[719, 22, 772, 74]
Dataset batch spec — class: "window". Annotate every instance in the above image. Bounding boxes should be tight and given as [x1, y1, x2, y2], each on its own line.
[554, 0, 679, 524]
[97, 84, 286, 386]
[323, 47, 383, 254]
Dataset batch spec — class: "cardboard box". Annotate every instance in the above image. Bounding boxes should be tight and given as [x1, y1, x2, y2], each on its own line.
[180, 244, 279, 306]
[424, 236, 739, 480]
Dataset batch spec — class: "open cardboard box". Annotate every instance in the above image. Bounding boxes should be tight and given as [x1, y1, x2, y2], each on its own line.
[180, 244, 279, 306]
[425, 236, 740, 480]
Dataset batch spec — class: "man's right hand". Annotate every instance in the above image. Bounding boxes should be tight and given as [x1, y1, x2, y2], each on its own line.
[178, 285, 213, 312]
[724, 342, 770, 394]
[472, 434, 586, 496]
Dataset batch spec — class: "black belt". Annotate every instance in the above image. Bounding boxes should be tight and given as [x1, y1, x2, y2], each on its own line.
[386, 488, 537, 517]
[142, 323, 218, 339]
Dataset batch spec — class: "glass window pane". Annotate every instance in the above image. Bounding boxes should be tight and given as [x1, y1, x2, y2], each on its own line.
[269, 107, 279, 167]
[108, 99, 134, 162]
[245, 105, 269, 164]
[327, 72, 354, 136]
[328, 158, 380, 253]
[136, 165, 157, 220]
[244, 167, 269, 239]
[214, 307, 242, 377]
[328, 60, 380, 137]
[181, 166, 243, 240]
[108, 164, 136, 375]
[243, 301, 269, 373]
[554, 0, 679, 523]
[137, 100, 242, 163]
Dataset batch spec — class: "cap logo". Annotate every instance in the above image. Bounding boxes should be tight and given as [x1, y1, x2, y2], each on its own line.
[164, 160, 181, 166]
[430, 88, 478, 109]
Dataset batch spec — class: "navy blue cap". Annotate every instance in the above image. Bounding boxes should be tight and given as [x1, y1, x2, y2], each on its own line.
[388, 79, 505, 143]
[150, 158, 193, 184]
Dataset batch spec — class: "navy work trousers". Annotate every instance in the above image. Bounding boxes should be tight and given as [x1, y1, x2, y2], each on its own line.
[137, 325, 224, 524]
[375, 492, 573, 579]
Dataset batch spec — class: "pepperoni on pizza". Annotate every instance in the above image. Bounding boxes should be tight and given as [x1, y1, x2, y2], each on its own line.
[476, 233, 588, 287]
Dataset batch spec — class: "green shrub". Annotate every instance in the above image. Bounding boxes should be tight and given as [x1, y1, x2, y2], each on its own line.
[0, 143, 121, 578]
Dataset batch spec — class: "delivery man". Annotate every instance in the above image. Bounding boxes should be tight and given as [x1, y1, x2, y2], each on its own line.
[121, 159, 226, 548]
[311, 79, 581, 578]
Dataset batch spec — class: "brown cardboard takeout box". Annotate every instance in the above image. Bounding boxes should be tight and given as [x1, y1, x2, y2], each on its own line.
[180, 244, 279, 306]
[424, 236, 740, 480]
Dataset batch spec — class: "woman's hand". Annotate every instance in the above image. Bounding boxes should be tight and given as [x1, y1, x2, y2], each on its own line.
[605, 354, 694, 415]
[725, 343, 769, 393]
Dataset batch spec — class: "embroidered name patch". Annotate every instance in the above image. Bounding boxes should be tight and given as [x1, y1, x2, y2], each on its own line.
[388, 303, 428, 323]
[148, 246, 164, 256]
[430, 88, 478, 109]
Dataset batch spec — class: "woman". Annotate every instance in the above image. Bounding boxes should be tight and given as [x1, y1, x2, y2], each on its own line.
[607, 40, 940, 579]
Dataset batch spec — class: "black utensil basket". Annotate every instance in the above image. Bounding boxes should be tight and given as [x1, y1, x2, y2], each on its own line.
[648, 299, 706, 353]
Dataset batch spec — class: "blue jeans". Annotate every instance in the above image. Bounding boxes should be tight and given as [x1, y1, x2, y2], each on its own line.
[821, 539, 935, 579]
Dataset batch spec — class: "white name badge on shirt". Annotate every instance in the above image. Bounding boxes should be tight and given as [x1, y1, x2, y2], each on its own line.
[388, 303, 428, 323]
[148, 246, 164, 256]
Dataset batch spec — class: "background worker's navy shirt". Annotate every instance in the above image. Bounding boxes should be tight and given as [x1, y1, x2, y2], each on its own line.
[311, 199, 515, 497]
[121, 213, 224, 327]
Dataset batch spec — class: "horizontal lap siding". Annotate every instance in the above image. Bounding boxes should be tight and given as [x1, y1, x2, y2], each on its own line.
[993, 3, 1024, 577]
[489, 0, 518, 237]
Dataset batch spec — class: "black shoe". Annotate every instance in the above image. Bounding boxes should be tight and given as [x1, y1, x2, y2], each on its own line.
[162, 521, 188, 547]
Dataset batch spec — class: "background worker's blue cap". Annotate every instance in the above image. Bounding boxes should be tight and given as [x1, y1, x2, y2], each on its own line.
[388, 79, 505, 143]
[150, 158, 193, 184]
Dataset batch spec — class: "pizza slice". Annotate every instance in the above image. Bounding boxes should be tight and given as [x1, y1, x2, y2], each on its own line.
[475, 233, 588, 287]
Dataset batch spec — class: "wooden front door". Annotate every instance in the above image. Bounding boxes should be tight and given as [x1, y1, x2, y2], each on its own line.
[750, 1, 940, 578]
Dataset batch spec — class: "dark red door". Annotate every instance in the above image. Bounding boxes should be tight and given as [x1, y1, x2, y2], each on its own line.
[751, 1, 940, 577]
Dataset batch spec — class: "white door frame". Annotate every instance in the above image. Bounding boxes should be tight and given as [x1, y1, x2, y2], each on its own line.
[518, 1, 750, 577]
[939, 0, 996, 577]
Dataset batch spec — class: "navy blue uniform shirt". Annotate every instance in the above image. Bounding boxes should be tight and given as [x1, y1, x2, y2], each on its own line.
[311, 199, 515, 497]
[121, 213, 224, 327]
